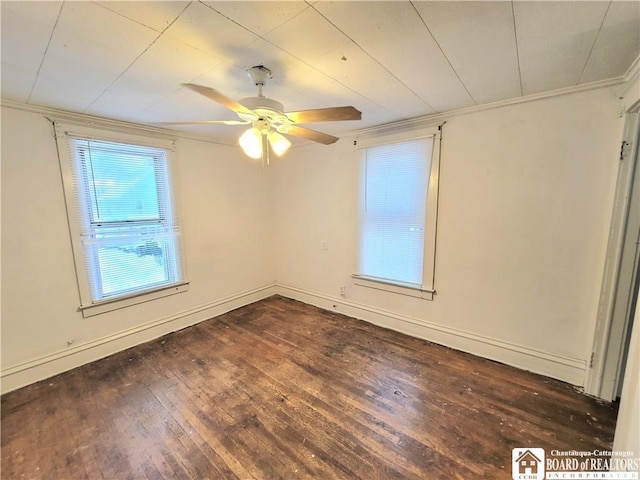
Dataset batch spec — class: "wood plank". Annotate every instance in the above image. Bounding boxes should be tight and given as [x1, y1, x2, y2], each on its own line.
[1, 296, 618, 479]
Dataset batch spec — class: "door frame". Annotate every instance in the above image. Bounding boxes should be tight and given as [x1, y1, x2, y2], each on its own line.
[586, 103, 640, 401]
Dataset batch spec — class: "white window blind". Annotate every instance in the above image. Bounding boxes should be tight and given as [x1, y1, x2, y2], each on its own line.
[358, 136, 434, 287]
[56, 125, 187, 314]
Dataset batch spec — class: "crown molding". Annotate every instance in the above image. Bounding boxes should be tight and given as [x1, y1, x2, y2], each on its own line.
[348, 76, 625, 139]
[617, 54, 640, 101]
[0, 99, 234, 146]
[1, 72, 628, 148]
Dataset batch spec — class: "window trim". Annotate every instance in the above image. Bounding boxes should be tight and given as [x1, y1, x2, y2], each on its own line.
[351, 274, 435, 300]
[78, 283, 189, 317]
[353, 125, 442, 301]
[54, 122, 188, 317]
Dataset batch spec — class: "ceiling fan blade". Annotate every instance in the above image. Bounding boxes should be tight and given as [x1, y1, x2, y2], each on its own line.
[285, 106, 361, 123]
[155, 120, 251, 126]
[182, 83, 254, 115]
[285, 125, 339, 145]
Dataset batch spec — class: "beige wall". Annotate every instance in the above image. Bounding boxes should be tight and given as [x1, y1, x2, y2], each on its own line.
[273, 86, 623, 386]
[1, 107, 276, 393]
[0, 85, 627, 393]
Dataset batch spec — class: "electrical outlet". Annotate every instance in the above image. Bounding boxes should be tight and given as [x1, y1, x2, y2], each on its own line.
[340, 286, 346, 297]
[322, 240, 328, 250]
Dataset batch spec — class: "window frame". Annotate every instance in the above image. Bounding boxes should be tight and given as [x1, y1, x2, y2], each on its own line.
[55, 122, 188, 317]
[352, 126, 442, 301]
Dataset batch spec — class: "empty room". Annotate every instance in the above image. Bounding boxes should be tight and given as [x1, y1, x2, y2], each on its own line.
[1, 1, 640, 479]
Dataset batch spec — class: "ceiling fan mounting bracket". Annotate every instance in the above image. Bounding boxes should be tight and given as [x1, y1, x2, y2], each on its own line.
[247, 65, 272, 87]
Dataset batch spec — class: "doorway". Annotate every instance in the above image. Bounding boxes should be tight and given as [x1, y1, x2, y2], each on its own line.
[587, 107, 640, 401]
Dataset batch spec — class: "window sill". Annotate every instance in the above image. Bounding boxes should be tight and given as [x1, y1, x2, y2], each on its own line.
[79, 282, 189, 318]
[351, 275, 434, 300]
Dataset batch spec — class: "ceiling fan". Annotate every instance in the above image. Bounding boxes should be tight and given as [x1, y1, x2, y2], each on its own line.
[162, 65, 362, 164]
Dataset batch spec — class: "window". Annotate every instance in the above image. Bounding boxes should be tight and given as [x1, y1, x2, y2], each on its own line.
[55, 123, 187, 316]
[353, 127, 441, 300]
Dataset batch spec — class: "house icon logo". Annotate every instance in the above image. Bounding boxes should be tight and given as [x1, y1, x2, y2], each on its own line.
[512, 448, 545, 480]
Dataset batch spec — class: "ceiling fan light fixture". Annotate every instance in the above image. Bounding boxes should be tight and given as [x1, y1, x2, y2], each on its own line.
[239, 127, 263, 159]
[267, 131, 291, 157]
[177, 66, 361, 161]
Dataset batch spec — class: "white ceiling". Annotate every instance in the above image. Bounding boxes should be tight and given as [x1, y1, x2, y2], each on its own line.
[2, 1, 639, 145]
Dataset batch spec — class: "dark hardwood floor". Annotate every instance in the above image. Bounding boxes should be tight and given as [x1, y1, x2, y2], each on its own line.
[1, 295, 618, 479]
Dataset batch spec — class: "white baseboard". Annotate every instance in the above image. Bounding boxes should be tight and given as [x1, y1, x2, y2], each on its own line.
[276, 284, 587, 386]
[2, 282, 587, 395]
[0, 284, 277, 394]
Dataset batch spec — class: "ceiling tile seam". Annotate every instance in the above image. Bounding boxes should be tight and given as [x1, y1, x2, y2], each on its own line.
[139, 42, 250, 119]
[81, 1, 194, 114]
[194, 1, 336, 88]
[201, 0, 312, 39]
[189, 1, 394, 114]
[136, 11, 385, 121]
[26, 1, 65, 105]
[136, 51, 221, 120]
[576, 1, 612, 86]
[410, 1, 477, 107]
[92, 1, 174, 33]
[195, 0, 383, 111]
[198, 0, 261, 42]
[136, 0, 310, 122]
[510, 0, 524, 97]
[251, 35, 391, 114]
[309, 3, 438, 113]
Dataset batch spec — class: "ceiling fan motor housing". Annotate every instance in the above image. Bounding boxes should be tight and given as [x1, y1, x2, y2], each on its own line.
[239, 96, 284, 113]
[239, 96, 292, 133]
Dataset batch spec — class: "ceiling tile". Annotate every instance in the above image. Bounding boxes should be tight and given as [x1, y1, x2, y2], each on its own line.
[313, 41, 435, 120]
[52, 1, 159, 56]
[313, 1, 473, 112]
[514, 1, 611, 94]
[1, 0, 637, 143]
[26, 1, 162, 111]
[140, 83, 237, 125]
[265, 5, 434, 119]
[1, 63, 38, 103]
[94, 1, 189, 32]
[221, 38, 308, 94]
[227, 38, 372, 113]
[0, 2, 61, 73]
[413, 1, 522, 104]
[202, 1, 310, 36]
[579, 1, 640, 83]
[85, 35, 223, 120]
[163, 2, 259, 63]
[268, 61, 373, 112]
[31, 34, 147, 111]
[1, 0, 62, 25]
[263, 6, 352, 62]
[28, 56, 121, 113]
